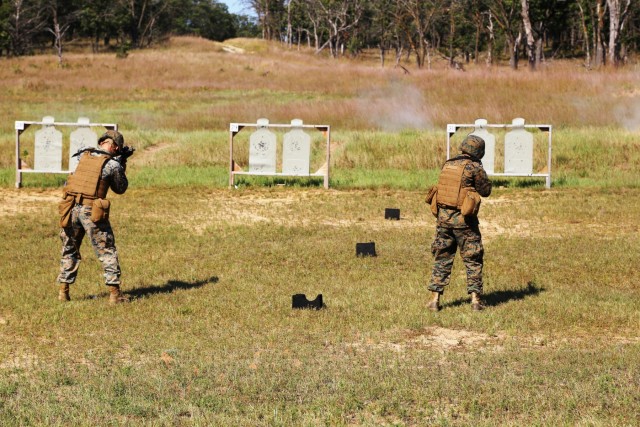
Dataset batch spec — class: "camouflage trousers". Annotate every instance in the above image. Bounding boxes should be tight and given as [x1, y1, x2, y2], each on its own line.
[57, 204, 121, 285]
[428, 226, 484, 295]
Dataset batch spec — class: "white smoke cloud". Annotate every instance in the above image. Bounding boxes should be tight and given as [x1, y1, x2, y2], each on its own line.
[615, 95, 640, 131]
[356, 79, 433, 131]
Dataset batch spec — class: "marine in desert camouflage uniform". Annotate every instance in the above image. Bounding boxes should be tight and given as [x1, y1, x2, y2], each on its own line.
[427, 134, 492, 311]
[56, 130, 130, 304]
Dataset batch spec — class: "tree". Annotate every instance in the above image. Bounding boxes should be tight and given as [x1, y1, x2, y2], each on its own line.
[397, 0, 446, 68]
[44, 0, 78, 66]
[75, 0, 120, 52]
[594, 0, 606, 66]
[234, 13, 260, 38]
[368, 0, 400, 66]
[485, 9, 494, 65]
[301, 0, 324, 50]
[244, 0, 286, 40]
[577, 0, 592, 67]
[0, 0, 638, 69]
[0, 1, 12, 55]
[306, 0, 365, 58]
[114, 0, 176, 48]
[286, 0, 313, 48]
[606, 0, 631, 65]
[520, 0, 537, 69]
[468, 0, 488, 64]
[488, 0, 522, 69]
[5, 0, 48, 56]
[174, 0, 237, 41]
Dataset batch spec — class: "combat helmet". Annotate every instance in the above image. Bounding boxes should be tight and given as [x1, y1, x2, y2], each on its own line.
[98, 130, 124, 149]
[460, 134, 485, 160]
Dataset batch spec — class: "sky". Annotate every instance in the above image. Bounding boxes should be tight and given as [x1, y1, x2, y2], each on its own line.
[219, 0, 248, 15]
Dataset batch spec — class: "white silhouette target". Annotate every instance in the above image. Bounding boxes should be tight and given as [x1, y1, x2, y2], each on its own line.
[69, 118, 98, 172]
[282, 120, 311, 175]
[469, 118, 496, 174]
[249, 119, 277, 173]
[34, 117, 62, 171]
[504, 118, 533, 174]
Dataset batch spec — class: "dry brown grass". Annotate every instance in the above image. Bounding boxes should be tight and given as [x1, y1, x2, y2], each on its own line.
[2, 36, 639, 135]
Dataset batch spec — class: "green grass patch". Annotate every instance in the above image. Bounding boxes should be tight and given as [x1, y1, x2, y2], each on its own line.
[5, 127, 639, 190]
[131, 166, 229, 188]
[1, 187, 639, 424]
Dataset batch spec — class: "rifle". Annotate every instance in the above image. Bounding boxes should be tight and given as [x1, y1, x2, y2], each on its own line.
[117, 146, 136, 162]
[72, 146, 135, 166]
[72, 147, 112, 158]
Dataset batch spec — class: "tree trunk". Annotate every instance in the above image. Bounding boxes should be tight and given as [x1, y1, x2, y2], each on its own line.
[395, 42, 403, 66]
[312, 20, 319, 51]
[508, 32, 521, 69]
[415, 47, 424, 68]
[474, 17, 480, 64]
[595, 0, 606, 66]
[417, 36, 425, 68]
[535, 37, 543, 67]
[577, 2, 592, 68]
[46, 6, 70, 67]
[607, 0, 621, 65]
[486, 11, 494, 67]
[286, 0, 292, 48]
[449, 4, 455, 68]
[520, 0, 536, 70]
[53, 21, 63, 66]
[606, 0, 631, 66]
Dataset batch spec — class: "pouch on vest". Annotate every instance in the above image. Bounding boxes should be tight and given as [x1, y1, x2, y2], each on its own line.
[460, 188, 481, 216]
[425, 185, 437, 204]
[425, 186, 438, 217]
[90, 198, 111, 222]
[58, 195, 75, 227]
[430, 193, 438, 217]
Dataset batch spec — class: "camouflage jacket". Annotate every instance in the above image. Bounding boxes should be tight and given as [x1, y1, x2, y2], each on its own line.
[436, 154, 491, 229]
[96, 153, 128, 195]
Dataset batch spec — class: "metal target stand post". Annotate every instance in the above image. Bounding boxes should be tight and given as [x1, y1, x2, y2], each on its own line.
[229, 119, 331, 189]
[446, 121, 553, 189]
[15, 118, 118, 188]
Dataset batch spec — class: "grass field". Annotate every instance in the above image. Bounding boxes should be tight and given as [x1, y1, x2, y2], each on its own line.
[0, 37, 639, 425]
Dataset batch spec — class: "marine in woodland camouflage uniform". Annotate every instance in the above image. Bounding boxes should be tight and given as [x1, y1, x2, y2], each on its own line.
[428, 134, 492, 311]
[56, 130, 130, 303]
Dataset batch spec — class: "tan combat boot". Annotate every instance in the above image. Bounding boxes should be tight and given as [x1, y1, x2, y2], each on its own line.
[427, 291, 441, 312]
[471, 292, 484, 311]
[108, 285, 130, 304]
[58, 283, 70, 302]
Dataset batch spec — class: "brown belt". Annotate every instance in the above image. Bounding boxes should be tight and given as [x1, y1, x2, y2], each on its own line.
[437, 204, 460, 210]
[66, 193, 96, 206]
